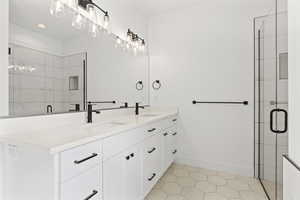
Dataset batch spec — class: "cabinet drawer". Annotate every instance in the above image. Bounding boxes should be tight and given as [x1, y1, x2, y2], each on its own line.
[60, 141, 102, 182]
[144, 122, 161, 136]
[103, 127, 147, 160]
[61, 166, 101, 200]
[162, 115, 178, 130]
[143, 165, 161, 195]
[143, 135, 161, 166]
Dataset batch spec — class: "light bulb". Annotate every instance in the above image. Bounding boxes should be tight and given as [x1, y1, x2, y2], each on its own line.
[133, 47, 138, 56]
[139, 40, 146, 52]
[87, 4, 97, 23]
[103, 12, 110, 30]
[72, 13, 85, 29]
[126, 42, 131, 49]
[127, 30, 132, 42]
[89, 23, 99, 37]
[50, 0, 65, 17]
[115, 37, 122, 48]
[70, 0, 79, 10]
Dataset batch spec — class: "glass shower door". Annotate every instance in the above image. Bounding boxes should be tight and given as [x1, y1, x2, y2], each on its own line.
[254, 9, 288, 200]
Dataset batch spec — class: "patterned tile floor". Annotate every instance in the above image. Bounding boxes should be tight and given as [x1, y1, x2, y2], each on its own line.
[145, 164, 267, 200]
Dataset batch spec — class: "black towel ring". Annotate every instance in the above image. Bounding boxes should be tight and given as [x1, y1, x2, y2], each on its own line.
[152, 80, 161, 90]
[136, 81, 144, 91]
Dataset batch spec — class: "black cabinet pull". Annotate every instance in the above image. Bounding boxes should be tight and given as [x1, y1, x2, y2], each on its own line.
[172, 132, 177, 136]
[148, 148, 156, 154]
[130, 153, 135, 158]
[172, 119, 177, 122]
[172, 150, 177, 154]
[84, 190, 98, 200]
[74, 153, 98, 164]
[148, 128, 156, 133]
[126, 155, 130, 160]
[163, 132, 168, 136]
[148, 173, 156, 181]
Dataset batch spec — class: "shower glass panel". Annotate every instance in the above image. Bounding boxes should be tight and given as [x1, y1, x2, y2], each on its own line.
[254, 0, 288, 199]
[8, 43, 87, 116]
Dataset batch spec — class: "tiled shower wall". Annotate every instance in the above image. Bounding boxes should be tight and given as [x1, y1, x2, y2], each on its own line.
[8, 44, 85, 116]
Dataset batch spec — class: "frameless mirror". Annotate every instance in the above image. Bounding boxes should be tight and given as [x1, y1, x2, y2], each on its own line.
[6, 0, 149, 118]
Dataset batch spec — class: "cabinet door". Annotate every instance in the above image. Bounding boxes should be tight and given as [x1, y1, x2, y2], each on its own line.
[103, 152, 125, 200]
[123, 146, 141, 200]
[103, 146, 141, 200]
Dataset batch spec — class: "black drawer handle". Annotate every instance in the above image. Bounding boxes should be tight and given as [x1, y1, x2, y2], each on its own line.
[172, 150, 177, 154]
[172, 132, 177, 136]
[130, 153, 135, 158]
[148, 148, 156, 154]
[74, 153, 98, 164]
[148, 128, 156, 133]
[126, 155, 130, 160]
[84, 190, 98, 200]
[163, 132, 168, 136]
[148, 173, 156, 181]
[172, 119, 177, 122]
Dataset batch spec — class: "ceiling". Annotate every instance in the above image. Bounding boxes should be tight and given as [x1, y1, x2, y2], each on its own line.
[129, 0, 201, 17]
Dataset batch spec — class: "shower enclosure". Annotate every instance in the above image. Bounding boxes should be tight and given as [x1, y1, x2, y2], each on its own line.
[254, 1, 288, 200]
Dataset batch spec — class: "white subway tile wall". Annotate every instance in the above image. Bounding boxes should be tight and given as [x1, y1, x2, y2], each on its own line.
[8, 44, 86, 116]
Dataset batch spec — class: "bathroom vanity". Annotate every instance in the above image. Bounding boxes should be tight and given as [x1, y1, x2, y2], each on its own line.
[0, 110, 178, 200]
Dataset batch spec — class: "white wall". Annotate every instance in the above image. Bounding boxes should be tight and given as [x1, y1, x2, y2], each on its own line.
[288, 0, 300, 166]
[0, 0, 9, 116]
[148, 0, 273, 176]
[283, 0, 300, 199]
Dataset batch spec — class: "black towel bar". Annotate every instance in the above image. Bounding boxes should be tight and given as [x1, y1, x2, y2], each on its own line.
[192, 100, 248, 105]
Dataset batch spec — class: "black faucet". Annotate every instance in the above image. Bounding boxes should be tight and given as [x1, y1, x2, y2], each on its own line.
[47, 105, 53, 113]
[87, 103, 101, 123]
[135, 102, 145, 115]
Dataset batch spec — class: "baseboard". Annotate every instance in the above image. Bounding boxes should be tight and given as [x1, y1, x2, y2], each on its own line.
[175, 155, 254, 177]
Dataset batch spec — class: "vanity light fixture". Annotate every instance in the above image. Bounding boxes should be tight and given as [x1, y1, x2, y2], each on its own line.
[50, 0, 110, 36]
[49, 0, 146, 55]
[125, 29, 146, 54]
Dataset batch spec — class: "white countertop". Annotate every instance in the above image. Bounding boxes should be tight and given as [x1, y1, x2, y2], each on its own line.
[0, 109, 178, 154]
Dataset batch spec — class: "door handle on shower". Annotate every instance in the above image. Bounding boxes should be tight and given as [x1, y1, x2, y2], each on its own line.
[270, 109, 288, 134]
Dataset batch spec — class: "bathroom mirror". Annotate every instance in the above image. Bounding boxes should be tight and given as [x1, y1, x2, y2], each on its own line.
[5, 0, 149, 118]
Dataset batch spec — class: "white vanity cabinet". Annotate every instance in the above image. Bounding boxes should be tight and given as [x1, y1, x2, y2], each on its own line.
[2, 112, 178, 200]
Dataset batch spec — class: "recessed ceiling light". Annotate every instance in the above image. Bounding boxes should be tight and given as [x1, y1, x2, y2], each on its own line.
[37, 24, 46, 29]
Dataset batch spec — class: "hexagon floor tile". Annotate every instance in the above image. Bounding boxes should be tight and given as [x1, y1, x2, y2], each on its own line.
[145, 164, 268, 200]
